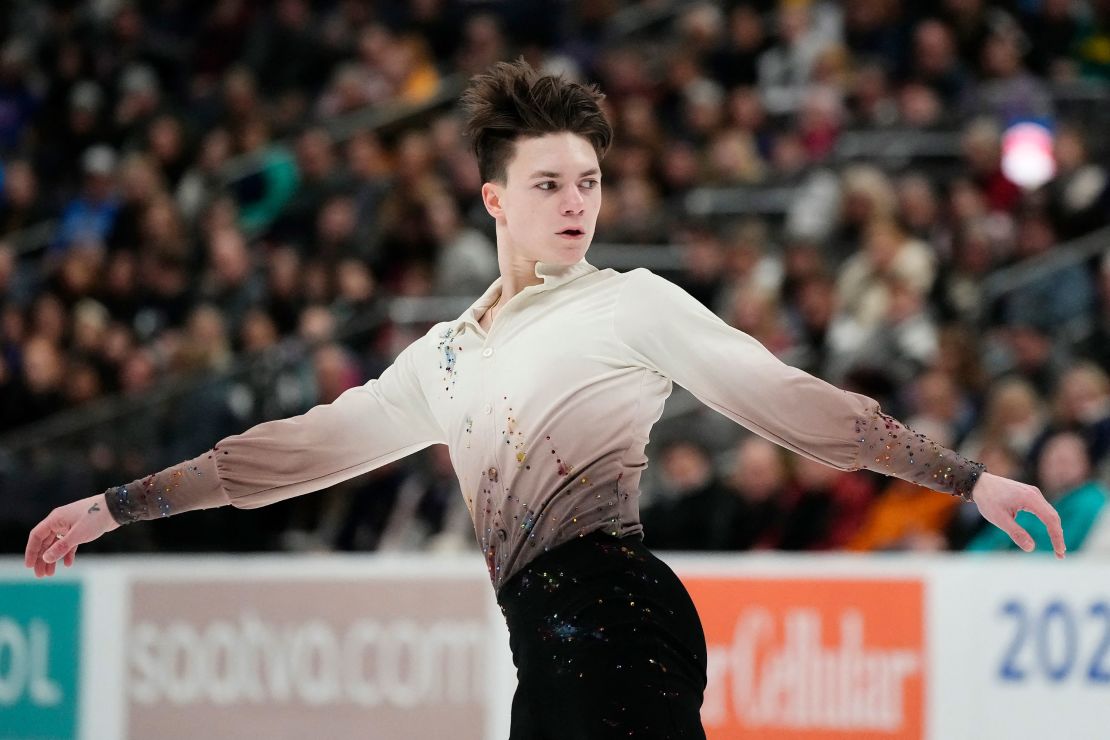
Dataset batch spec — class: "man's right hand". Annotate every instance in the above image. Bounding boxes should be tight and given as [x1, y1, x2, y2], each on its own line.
[25, 494, 120, 578]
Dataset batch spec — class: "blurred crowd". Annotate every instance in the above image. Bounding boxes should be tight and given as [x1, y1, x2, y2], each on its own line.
[1, 0, 1109, 557]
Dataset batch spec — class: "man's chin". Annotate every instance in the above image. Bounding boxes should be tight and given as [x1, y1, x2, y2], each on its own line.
[545, 240, 591, 264]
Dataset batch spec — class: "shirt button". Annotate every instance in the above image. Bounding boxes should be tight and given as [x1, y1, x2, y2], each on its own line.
[483, 404, 492, 414]
[482, 347, 494, 358]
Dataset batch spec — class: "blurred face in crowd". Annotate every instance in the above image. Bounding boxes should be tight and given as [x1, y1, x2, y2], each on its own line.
[482, 132, 601, 267]
[1054, 128, 1087, 172]
[1038, 432, 1090, 498]
[864, 218, 905, 268]
[1057, 364, 1110, 424]
[914, 20, 956, 77]
[4, 160, 36, 208]
[22, 337, 63, 394]
[661, 441, 713, 494]
[730, 437, 786, 502]
[979, 444, 1020, 480]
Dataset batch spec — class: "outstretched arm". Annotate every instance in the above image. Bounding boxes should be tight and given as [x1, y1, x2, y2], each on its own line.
[26, 338, 445, 575]
[613, 269, 1065, 556]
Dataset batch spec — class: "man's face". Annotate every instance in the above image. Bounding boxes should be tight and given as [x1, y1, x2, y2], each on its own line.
[485, 132, 602, 266]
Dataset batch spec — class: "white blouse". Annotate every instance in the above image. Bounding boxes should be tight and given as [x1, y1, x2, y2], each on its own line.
[104, 260, 984, 591]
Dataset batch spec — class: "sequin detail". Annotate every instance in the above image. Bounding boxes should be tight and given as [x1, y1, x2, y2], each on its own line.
[854, 407, 985, 502]
[503, 407, 529, 467]
[436, 327, 459, 398]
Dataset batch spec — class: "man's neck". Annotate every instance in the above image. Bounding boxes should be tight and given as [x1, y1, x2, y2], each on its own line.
[495, 244, 543, 307]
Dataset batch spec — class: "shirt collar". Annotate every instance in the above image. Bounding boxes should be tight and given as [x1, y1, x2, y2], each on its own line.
[451, 258, 598, 333]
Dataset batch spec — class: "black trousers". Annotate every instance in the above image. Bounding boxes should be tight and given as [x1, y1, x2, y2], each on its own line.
[496, 531, 708, 739]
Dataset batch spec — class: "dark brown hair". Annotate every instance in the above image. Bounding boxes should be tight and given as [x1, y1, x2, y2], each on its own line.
[460, 59, 613, 184]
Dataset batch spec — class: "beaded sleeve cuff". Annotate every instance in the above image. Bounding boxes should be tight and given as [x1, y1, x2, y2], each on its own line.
[103, 451, 229, 525]
[853, 407, 986, 502]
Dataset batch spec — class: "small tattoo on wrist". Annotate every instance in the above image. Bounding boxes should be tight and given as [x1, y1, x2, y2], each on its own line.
[88, 503, 101, 514]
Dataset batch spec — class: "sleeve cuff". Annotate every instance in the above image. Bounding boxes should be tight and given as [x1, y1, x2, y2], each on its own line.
[854, 406, 986, 503]
[105, 451, 230, 525]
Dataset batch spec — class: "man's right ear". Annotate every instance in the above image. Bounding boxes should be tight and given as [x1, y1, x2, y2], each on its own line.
[481, 182, 504, 221]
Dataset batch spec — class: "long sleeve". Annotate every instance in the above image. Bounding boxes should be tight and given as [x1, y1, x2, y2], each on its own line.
[613, 269, 984, 500]
[105, 339, 446, 524]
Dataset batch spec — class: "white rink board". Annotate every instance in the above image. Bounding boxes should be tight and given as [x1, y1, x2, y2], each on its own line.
[2, 553, 1108, 740]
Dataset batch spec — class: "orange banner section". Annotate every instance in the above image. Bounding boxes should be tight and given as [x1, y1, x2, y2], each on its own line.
[683, 577, 925, 740]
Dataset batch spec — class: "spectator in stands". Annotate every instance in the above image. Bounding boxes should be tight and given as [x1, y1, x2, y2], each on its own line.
[0, 39, 39, 154]
[642, 439, 730, 551]
[1071, 2, 1110, 81]
[960, 375, 1047, 475]
[833, 273, 939, 392]
[834, 216, 936, 334]
[674, 222, 727, 310]
[12, 335, 66, 428]
[786, 272, 838, 378]
[231, 116, 298, 234]
[113, 64, 164, 152]
[145, 114, 190, 190]
[961, 117, 1021, 214]
[176, 128, 233, 222]
[198, 227, 263, 334]
[906, 368, 977, 449]
[0, 159, 48, 234]
[1043, 362, 1110, 472]
[1022, 0, 1081, 78]
[108, 153, 167, 254]
[708, 4, 768, 89]
[931, 217, 998, 325]
[1003, 210, 1096, 336]
[720, 436, 791, 550]
[273, 127, 348, 245]
[1044, 124, 1110, 239]
[427, 190, 498, 295]
[967, 22, 1053, 122]
[53, 145, 120, 254]
[775, 454, 876, 550]
[758, 0, 838, 115]
[912, 19, 971, 107]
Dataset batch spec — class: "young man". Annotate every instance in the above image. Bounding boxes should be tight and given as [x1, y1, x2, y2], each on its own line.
[27, 60, 1064, 739]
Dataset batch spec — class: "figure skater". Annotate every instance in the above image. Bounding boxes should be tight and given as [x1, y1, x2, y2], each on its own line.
[26, 60, 1065, 739]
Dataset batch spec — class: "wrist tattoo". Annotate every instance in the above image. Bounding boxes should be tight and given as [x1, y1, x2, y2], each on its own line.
[88, 502, 101, 514]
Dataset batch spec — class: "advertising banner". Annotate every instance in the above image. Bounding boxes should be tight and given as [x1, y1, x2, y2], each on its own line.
[125, 576, 490, 740]
[684, 576, 925, 740]
[934, 562, 1110, 739]
[0, 581, 82, 740]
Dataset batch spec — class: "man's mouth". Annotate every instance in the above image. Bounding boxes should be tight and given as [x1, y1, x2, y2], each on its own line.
[557, 228, 586, 239]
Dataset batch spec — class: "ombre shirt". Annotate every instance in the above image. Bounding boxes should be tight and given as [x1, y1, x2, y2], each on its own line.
[105, 260, 984, 591]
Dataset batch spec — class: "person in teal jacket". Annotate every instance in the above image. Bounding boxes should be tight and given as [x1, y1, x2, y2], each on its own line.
[968, 430, 1108, 553]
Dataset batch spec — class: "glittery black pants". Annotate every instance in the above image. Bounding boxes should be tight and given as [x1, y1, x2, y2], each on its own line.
[497, 531, 708, 739]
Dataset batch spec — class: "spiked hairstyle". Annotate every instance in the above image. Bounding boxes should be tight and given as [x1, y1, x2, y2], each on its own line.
[460, 59, 613, 184]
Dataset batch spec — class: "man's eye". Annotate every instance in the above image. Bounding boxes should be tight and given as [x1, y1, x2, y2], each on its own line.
[581, 179, 599, 189]
[537, 181, 557, 191]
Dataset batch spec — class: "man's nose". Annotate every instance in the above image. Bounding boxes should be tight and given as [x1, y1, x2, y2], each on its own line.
[561, 187, 585, 215]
